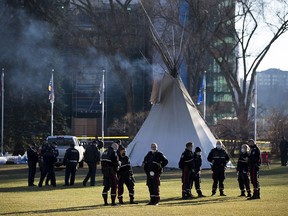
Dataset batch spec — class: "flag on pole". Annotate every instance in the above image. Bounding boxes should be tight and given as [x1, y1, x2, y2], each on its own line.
[99, 77, 104, 104]
[48, 74, 55, 103]
[197, 76, 205, 105]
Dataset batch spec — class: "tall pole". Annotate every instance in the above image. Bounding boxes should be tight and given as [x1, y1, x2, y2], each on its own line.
[203, 71, 207, 120]
[254, 73, 258, 142]
[101, 70, 105, 143]
[1, 68, 4, 155]
[50, 70, 54, 136]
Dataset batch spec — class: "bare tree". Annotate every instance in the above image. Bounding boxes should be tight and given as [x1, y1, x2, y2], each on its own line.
[208, 0, 288, 140]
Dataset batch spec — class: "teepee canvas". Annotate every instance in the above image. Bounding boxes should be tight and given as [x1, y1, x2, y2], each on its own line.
[127, 72, 217, 168]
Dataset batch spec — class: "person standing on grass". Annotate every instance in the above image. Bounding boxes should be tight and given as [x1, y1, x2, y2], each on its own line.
[207, 140, 230, 196]
[178, 142, 194, 199]
[247, 139, 261, 200]
[143, 143, 168, 206]
[83, 140, 100, 186]
[117, 145, 138, 204]
[27, 143, 38, 187]
[63, 143, 79, 186]
[279, 136, 288, 166]
[237, 144, 251, 197]
[192, 147, 205, 197]
[101, 142, 119, 206]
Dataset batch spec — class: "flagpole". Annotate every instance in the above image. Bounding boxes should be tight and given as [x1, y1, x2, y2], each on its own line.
[51, 70, 54, 136]
[203, 71, 207, 120]
[1, 68, 4, 155]
[101, 70, 105, 144]
[254, 73, 258, 142]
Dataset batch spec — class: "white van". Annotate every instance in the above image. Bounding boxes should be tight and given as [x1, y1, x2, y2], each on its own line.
[46, 135, 85, 167]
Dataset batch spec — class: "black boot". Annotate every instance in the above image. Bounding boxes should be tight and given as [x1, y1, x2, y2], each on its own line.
[154, 196, 159, 206]
[247, 190, 251, 198]
[257, 189, 261, 199]
[220, 190, 226, 196]
[118, 197, 124, 204]
[129, 195, 138, 204]
[239, 190, 245, 197]
[211, 189, 216, 196]
[247, 190, 260, 200]
[197, 190, 205, 197]
[102, 193, 108, 206]
[111, 195, 118, 206]
[147, 197, 155, 205]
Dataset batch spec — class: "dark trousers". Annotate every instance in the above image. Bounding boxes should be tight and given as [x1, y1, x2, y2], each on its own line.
[146, 173, 160, 200]
[83, 162, 97, 186]
[280, 152, 287, 166]
[212, 167, 225, 192]
[250, 166, 260, 192]
[238, 171, 251, 192]
[191, 173, 201, 194]
[102, 168, 118, 204]
[65, 162, 77, 186]
[181, 167, 192, 197]
[38, 164, 56, 187]
[118, 175, 135, 198]
[28, 161, 37, 186]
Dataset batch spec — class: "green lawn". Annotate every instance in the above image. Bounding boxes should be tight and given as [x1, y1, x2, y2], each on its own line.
[0, 161, 287, 216]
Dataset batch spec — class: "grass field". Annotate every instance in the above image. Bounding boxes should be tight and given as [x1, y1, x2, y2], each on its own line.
[0, 161, 288, 216]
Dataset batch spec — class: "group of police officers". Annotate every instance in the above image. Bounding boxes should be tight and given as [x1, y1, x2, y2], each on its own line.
[27, 138, 261, 206]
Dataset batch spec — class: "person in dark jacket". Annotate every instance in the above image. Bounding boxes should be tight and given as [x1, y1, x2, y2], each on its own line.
[192, 147, 204, 197]
[38, 143, 57, 187]
[247, 139, 261, 200]
[27, 143, 39, 187]
[45, 142, 59, 186]
[237, 144, 251, 197]
[101, 142, 119, 206]
[63, 143, 80, 186]
[143, 143, 168, 206]
[178, 142, 194, 199]
[117, 145, 137, 204]
[207, 140, 230, 196]
[279, 136, 288, 166]
[83, 140, 100, 186]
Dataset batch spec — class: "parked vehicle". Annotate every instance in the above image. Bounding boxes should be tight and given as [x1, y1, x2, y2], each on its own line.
[46, 135, 85, 167]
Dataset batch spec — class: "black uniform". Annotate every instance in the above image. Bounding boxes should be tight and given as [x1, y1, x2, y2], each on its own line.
[191, 150, 204, 197]
[63, 146, 79, 186]
[237, 152, 251, 197]
[207, 147, 230, 196]
[248, 144, 261, 199]
[27, 144, 38, 187]
[38, 145, 57, 187]
[279, 137, 288, 166]
[101, 146, 119, 205]
[143, 150, 168, 205]
[117, 153, 136, 204]
[178, 148, 193, 199]
[83, 143, 100, 186]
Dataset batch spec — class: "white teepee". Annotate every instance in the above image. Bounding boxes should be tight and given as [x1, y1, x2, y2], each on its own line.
[127, 72, 217, 168]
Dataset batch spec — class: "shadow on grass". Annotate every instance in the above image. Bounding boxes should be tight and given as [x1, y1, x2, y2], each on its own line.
[0, 195, 248, 215]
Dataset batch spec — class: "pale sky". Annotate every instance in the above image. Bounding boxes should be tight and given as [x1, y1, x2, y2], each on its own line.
[257, 32, 288, 72]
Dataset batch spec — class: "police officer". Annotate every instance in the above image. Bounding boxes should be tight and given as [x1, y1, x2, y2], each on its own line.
[178, 142, 194, 199]
[38, 143, 57, 187]
[27, 143, 38, 187]
[63, 143, 80, 186]
[117, 145, 137, 204]
[207, 140, 230, 196]
[143, 143, 168, 206]
[45, 142, 59, 186]
[247, 139, 261, 200]
[192, 147, 204, 197]
[101, 142, 119, 206]
[237, 144, 251, 197]
[279, 136, 288, 166]
[83, 140, 100, 186]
